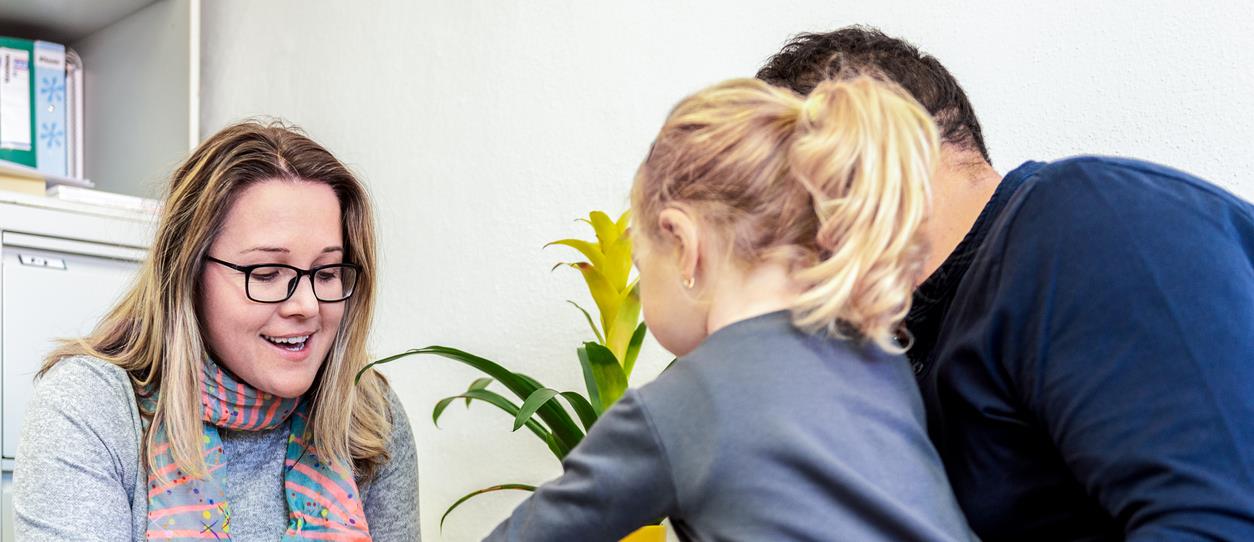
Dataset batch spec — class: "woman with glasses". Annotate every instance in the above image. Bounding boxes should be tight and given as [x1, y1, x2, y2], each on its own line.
[13, 120, 418, 541]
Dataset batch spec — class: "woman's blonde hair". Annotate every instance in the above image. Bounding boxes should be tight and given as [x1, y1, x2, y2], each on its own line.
[41, 120, 392, 481]
[632, 74, 939, 353]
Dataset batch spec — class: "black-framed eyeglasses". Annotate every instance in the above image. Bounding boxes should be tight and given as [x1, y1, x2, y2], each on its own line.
[205, 256, 361, 303]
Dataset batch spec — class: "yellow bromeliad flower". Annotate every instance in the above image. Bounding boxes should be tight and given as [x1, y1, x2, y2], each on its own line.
[547, 210, 645, 376]
[359, 209, 653, 533]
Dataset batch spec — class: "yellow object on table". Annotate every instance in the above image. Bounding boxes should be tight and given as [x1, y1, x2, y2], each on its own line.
[621, 524, 666, 542]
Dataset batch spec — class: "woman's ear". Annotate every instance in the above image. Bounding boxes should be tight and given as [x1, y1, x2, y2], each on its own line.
[657, 208, 700, 287]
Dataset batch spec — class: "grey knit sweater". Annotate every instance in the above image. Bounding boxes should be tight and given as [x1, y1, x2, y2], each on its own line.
[487, 311, 973, 541]
[13, 356, 420, 541]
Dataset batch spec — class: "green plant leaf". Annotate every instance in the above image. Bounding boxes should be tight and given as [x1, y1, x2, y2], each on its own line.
[432, 396, 458, 428]
[576, 346, 602, 413]
[605, 280, 641, 362]
[566, 300, 604, 344]
[541, 433, 565, 461]
[578, 342, 628, 414]
[358, 347, 584, 455]
[545, 239, 605, 271]
[430, 388, 564, 456]
[440, 483, 536, 530]
[560, 391, 598, 431]
[465, 377, 494, 408]
[505, 375, 580, 458]
[431, 386, 544, 439]
[622, 322, 648, 379]
[355, 349, 419, 385]
[513, 372, 543, 389]
[514, 388, 561, 431]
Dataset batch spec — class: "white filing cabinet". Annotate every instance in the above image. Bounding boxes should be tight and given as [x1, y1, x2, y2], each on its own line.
[0, 191, 154, 541]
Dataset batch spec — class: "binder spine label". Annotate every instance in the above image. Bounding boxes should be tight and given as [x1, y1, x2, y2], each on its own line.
[1, 46, 33, 152]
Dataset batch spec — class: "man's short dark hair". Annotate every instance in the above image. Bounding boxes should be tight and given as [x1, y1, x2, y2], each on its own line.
[757, 26, 990, 163]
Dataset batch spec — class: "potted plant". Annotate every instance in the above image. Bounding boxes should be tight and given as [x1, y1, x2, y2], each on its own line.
[358, 210, 665, 541]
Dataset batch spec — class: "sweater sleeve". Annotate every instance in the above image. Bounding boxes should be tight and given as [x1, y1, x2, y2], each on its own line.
[361, 384, 422, 541]
[484, 389, 677, 542]
[13, 357, 141, 541]
[984, 159, 1254, 540]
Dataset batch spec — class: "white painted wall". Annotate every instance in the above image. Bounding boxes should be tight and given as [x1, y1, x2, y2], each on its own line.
[200, 2, 1254, 539]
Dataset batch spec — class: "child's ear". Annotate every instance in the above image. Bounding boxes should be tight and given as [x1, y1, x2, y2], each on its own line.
[657, 208, 700, 285]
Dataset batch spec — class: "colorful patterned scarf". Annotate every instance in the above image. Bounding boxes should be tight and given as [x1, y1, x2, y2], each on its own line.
[142, 358, 371, 540]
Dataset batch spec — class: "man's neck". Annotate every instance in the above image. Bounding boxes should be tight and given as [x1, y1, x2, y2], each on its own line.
[919, 148, 1002, 283]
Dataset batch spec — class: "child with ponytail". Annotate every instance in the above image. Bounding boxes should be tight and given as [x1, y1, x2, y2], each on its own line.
[487, 74, 973, 541]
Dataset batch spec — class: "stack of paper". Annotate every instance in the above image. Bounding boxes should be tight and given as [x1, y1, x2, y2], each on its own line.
[46, 184, 160, 214]
[0, 159, 43, 195]
[0, 157, 94, 196]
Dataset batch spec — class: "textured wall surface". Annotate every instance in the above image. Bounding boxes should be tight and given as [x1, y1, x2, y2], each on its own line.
[200, 2, 1254, 539]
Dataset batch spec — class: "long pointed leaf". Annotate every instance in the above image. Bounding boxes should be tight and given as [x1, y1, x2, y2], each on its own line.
[511, 371, 583, 446]
[440, 483, 536, 530]
[569, 263, 620, 332]
[577, 345, 602, 413]
[465, 377, 494, 408]
[514, 388, 561, 431]
[514, 372, 545, 390]
[622, 322, 648, 379]
[614, 209, 632, 236]
[567, 300, 604, 343]
[430, 379, 502, 426]
[513, 372, 587, 444]
[464, 370, 584, 454]
[359, 347, 584, 454]
[587, 210, 619, 248]
[545, 239, 605, 271]
[431, 389, 565, 456]
[578, 342, 629, 414]
[560, 391, 598, 431]
[432, 396, 458, 428]
[358, 347, 525, 393]
[485, 367, 585, 454]
[355, 348, 429, 384]
[601, 234, 633, 291]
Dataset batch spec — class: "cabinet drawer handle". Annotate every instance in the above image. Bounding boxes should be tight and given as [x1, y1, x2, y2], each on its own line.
[17, 253, 68, 270]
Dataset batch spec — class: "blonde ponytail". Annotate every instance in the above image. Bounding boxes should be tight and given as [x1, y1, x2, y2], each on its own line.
[632, 75, 938, 354]
[789, 76, 938, 353]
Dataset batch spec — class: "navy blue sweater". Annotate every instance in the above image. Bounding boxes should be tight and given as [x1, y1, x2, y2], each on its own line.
[907, 157, 1254, 541]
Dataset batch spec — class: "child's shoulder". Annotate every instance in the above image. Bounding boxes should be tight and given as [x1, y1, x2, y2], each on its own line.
[634, 312, 922, 441]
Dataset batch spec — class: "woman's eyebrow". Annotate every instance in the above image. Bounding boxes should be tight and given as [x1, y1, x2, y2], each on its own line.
[237, 246, 344, 255]
[239, 246, 288, 255]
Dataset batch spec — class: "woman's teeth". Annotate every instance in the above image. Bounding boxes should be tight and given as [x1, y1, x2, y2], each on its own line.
[264, 334, 309, 351]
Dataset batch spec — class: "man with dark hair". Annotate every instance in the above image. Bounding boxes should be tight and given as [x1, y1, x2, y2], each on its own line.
[759, 26, 1254, 541]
